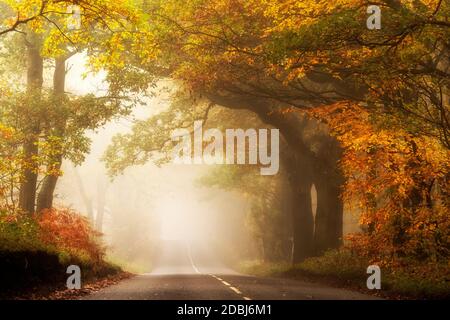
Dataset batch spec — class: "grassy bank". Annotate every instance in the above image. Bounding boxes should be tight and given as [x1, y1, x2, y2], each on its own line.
[0, 208, 123, 299]
[105, 255, 152, 274]
[238, 249, 449, 299]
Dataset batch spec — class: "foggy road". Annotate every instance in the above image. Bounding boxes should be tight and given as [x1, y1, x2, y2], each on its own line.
[85, 241, 379, 300]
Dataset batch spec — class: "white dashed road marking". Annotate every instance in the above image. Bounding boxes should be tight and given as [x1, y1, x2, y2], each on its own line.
[229, 286, 242, 295]
[210, 274, 252, 300]
[188, 247, 252, 300]
[187, 245, 200, 274]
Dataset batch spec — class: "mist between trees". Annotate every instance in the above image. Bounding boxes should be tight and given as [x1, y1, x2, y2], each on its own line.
[0, 0, 448, 298]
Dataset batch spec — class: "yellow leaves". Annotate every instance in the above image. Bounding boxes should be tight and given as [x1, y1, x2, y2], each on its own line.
[0, 123, 15, 140]
[1, 0, 143, 62]
[261, 0, 364, 32]
[41, 28, 67, 57]
[0, 120, 23, 205]
[311, 102, 450, 263]
[130, 31, 159, 64]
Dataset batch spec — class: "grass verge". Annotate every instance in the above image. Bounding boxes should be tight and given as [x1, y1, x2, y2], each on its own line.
[238, 249, 449, 300]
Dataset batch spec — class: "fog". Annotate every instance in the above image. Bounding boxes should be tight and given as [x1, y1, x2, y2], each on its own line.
[49, 53, 361, 274]
[53, 54, 256, 273]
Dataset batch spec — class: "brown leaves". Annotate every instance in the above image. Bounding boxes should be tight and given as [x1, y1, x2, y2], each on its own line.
[12, 272, 132, 300]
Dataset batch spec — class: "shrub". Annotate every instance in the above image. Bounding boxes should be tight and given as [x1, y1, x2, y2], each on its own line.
[37, 208, 105, 264]
[0, 210, 44, 252]
[0, 208, 105, 265]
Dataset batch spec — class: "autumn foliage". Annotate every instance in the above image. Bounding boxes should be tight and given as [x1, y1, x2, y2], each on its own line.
[0, 208, 104, 265]
[310, 102, 450, 265]
[37, 208, 105, 263]
[0, 0, 448, 298]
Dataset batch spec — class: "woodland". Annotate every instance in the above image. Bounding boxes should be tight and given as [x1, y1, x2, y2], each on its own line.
[0, 0, 448, 298]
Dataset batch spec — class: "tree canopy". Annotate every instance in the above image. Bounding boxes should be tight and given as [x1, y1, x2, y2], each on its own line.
[0, 0, 448, 274]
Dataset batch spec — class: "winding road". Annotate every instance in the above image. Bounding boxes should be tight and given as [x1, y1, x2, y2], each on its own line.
[85, 241, 379, 300]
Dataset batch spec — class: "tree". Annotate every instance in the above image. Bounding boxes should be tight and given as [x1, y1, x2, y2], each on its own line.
[101, 0, 350, 262]
[310, 101, 450, 264]
[3, 0, 447, 264]
[0, 0, 147, 214]
[132, 0, 448, 261]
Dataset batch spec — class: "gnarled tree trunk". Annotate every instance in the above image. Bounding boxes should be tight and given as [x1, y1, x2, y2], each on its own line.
[313, 171, 343, 255]
[290, 164, 314, 263]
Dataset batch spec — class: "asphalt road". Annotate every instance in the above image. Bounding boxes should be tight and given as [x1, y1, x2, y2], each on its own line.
[85, 241, 379, 300]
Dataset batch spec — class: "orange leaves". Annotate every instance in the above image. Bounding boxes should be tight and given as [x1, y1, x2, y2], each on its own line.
[310, 102, 450, 264]
[0, 208, 105, 264]
[0, 124, 14, 140]
[37, 208, 104, 263]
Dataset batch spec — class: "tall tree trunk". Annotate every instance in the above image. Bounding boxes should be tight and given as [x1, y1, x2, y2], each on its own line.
[310, 134, 344, 255]
[286, 153, 314, 263]
[36, 154, 62, 212]
[291, 184, 314, 263]
[205, 92, 343, 262]
[313, 171, 344, 255]
[19, 33, 43, 214]
[36, 57, 67, 212]
[19, 137, 39, 214]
